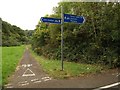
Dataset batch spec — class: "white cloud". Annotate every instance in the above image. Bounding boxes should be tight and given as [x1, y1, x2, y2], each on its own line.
[0, 0, 60, 30]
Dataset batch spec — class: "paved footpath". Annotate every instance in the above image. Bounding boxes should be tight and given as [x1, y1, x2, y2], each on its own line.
[5, 48, 53, 88]
[4, 48, 120, 89]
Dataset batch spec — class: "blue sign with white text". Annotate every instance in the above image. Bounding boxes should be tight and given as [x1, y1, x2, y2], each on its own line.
[64, 14, 85, 24]
[40, 17, 61, 24]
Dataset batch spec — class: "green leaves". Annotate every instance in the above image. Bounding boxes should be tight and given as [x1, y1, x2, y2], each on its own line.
[2, 20, 29, 46]
[32, 2, 120, 68]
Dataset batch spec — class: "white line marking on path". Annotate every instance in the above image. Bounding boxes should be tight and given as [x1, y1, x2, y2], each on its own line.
[20, 83, 29, 86]
[22, 64, 32, 68]
[31, 78, 39, 82]
[44, 78, 52, 82]
[5, 84, 13, 88]
[42, 76, 52, 82]
[41, 77, 51, 79]
[22, 64, 27, 68]
[22, 68, 35, 77]
[18, 81, 28, 84]
[18, 81, 29, 86]
[6, 86, 13, 88]
[33, 80, 42, 83]
[4, 84, 12, 87]
[27, 64, 32, 67]
[93, 82, 120, 90]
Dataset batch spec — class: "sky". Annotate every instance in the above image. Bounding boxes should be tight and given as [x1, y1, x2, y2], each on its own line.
[0, 0, 61, 30]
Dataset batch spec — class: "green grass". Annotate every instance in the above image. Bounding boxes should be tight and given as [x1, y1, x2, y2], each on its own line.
[30, 48, 104, 79]
[2, 45, 25, 85]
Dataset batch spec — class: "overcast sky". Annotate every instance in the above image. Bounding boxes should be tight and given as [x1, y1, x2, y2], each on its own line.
[0, 0, 61, 30]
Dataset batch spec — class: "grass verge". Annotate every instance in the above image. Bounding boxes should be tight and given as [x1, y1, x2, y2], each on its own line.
[30, 48, 104, 79]
[2, 45, 25, 85]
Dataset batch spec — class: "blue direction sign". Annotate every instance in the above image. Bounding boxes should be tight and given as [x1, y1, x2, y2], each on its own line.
[64, 14, 85, 24]
[40, 17, 61, 24]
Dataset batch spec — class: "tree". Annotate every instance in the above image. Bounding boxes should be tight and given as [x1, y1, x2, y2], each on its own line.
[2, 19, 31, 46]
[32, 2, 120, 68]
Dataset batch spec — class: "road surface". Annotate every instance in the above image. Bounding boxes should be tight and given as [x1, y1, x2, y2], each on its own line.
[4, 48, 120, 89]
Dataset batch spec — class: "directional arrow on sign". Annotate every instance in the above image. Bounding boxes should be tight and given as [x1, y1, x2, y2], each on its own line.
[64, 14, 85, 24]
[40, 14, 85, 24]
[40, 17, 61, 24]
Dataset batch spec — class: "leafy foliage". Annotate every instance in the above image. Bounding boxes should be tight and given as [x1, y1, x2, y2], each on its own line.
[24, 30, 34, 44]
[32, 2, 120, 68]
[2, 20, 33, 46]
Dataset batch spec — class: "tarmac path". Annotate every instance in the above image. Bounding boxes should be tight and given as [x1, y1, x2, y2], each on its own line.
[4, 48, 120, 89]
[5, 48, 53, 88]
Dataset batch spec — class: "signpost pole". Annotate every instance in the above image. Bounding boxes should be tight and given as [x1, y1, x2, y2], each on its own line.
[40, 8, 85, 71]
[61, 6, 64, 71]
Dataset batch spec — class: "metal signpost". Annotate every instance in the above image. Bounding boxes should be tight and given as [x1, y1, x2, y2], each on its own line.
[40, 6, 85, 71]
[61, 6, 64, 71]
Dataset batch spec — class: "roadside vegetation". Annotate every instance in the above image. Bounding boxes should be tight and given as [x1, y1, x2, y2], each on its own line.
[32, 2, 120, 68]
[2, 46, 25, 85]
[2, 19, 34, 46]
[31, 47, 104, 79]
[1, 2, 120, 86]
